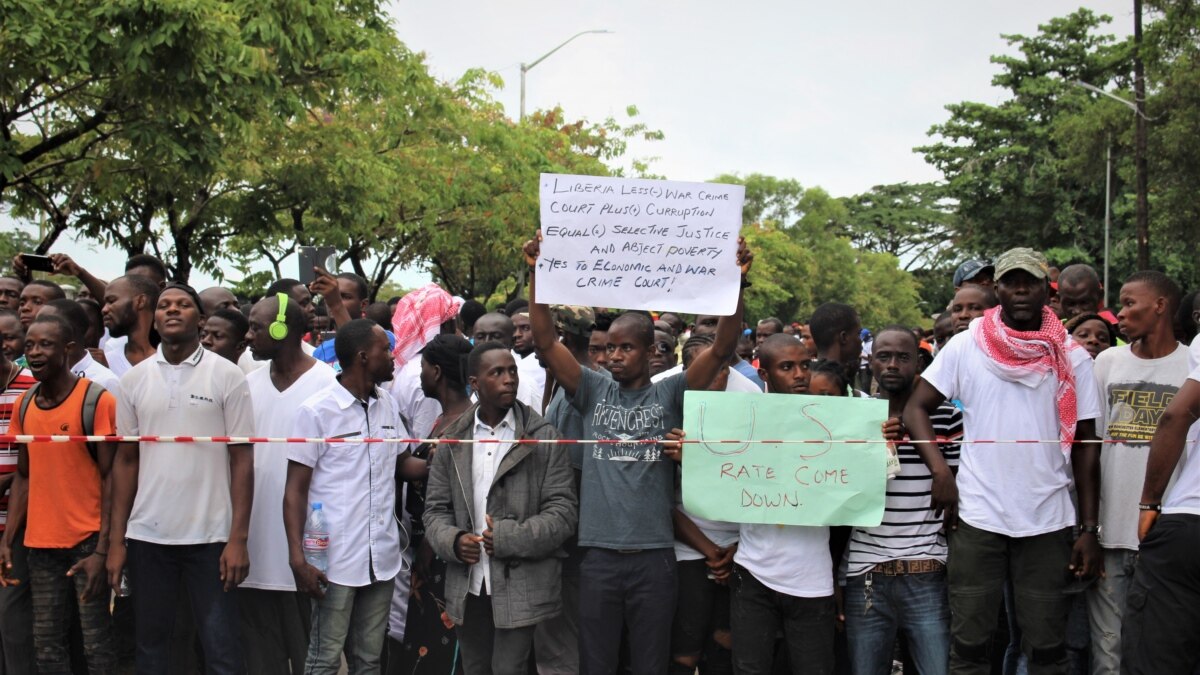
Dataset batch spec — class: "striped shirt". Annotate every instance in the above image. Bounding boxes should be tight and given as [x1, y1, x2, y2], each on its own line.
[845, 401, 963, 576]
[1, 369, 37, 532]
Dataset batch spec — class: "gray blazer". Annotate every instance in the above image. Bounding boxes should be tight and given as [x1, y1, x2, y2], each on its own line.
[423, 400, 578, 629]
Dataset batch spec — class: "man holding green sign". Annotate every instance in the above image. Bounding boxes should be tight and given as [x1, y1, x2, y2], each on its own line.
[676, 332, 889, 675]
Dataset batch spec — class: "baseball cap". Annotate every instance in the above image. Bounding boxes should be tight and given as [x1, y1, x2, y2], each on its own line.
[551, 305, 595, 337]
[953, 259, 994, 287]
[993, 248, 1050, 281]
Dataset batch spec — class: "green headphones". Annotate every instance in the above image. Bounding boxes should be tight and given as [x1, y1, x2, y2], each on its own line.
[269, 292, 289, 340]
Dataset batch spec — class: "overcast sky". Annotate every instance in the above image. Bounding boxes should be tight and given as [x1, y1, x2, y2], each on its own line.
[13, 1, 1134, 289]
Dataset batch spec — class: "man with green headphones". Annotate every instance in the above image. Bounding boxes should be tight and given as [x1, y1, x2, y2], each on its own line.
[241, 293, 338, 674]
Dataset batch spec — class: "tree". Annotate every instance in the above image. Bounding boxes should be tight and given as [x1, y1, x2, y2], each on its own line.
[918, 6, 1200, 296]
[718, 174, 926, 328]
[2, 0, 402, 280]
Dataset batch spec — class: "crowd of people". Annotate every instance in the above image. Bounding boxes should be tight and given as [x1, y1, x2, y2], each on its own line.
[0, 236, 1197, 675]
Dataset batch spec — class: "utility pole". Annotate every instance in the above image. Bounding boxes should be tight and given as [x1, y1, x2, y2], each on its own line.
[1133, 0, 1150, 270]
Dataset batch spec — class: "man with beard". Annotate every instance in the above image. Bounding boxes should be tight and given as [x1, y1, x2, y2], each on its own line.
[844, 326, 962, 675]
[100, 275, 160, 377]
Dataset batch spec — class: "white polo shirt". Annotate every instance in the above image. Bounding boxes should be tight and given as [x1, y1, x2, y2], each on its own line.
[116, 344, 255, 545]
[469, 408, 516, 596]
[289, 381, 408, 587]
[72, 351, 120, 395]
[244, 360, 338, 590]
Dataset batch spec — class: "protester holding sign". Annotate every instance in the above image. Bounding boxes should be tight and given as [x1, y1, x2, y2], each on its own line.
[523, 230, 751, 675]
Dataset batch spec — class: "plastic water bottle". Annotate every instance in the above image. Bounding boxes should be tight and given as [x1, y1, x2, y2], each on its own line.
[303, 502, 329, 573]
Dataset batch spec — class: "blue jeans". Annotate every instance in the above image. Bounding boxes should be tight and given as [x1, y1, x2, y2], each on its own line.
[844, 569, 950, 675]
[126, 539, 244, 675]
[305, 579, 393, 675]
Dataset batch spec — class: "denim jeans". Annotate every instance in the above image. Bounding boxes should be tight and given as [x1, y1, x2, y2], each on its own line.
[28, 533, 116, 674]
[946, 523, 1072, 675]
[126, 539, 244, 675]
[305, 579, 393, 675]
[730, 564, 834, 675]
[0, 527, 34, 675]
[579, 547, 677, 675]
[844, 568, 950, 675]
[1085, 549, 1136, 675]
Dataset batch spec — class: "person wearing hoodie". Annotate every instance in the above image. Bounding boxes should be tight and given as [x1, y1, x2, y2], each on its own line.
[422, 341, 577, 675]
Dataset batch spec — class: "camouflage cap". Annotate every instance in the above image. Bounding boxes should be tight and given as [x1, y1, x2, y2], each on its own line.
[552, 305, 595, 337]
[993, 247, 1050, 281]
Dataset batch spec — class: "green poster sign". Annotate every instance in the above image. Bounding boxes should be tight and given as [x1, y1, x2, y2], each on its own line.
[682, 391, 888, 527]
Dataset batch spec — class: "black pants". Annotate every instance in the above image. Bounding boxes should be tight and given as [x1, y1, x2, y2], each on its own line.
[1121, 513, 1200, 675]
[457, 592, 535, 675]
[730, 564, 835, 675]
[579, 547, 677, 675]
[670, 559, 731, 675]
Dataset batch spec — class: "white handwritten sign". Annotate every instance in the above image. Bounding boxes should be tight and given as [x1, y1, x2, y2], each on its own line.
[536, 174, 745, 315]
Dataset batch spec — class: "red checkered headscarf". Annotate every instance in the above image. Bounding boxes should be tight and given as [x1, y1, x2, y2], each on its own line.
[391, 284, 463, 366]
[971, 305, 1082, 454]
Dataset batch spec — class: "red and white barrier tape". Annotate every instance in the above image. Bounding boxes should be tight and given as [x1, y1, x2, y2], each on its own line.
[0, 435, 1182, 446]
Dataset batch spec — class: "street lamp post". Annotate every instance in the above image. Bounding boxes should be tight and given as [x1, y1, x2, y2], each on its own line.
[1070, 80, 1154, 308]
[519, 29, 612, 121]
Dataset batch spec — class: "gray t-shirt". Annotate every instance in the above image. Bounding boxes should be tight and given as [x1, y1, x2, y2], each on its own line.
[546, 386, 585, 470]
[571, 366, 687, 549]
[1096, 343, 1191, 550]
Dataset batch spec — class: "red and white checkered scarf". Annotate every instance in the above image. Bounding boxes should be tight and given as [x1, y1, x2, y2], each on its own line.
[971, 305, 1081, 454]
[391, 284, 463, 367]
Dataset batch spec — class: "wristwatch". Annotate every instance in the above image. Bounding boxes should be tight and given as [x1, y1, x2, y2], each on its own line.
[1080, 524, 1101, 536]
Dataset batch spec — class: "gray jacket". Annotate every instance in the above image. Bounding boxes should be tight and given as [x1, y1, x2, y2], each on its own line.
[423, 400, 578, 629]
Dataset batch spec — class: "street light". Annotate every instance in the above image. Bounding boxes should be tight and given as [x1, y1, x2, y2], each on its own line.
[1069, 80, 1153, 308]
[519, 29, 613, 121]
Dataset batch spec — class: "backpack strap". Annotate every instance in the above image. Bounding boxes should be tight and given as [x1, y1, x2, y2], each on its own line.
[17, 381, 40, 431]
[80, 380, 105, 462]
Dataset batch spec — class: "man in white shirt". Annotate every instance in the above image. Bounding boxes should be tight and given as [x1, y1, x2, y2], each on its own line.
[238, 279, 319, 374]
[423, 342, 576, 675]
[1125, 363, 1200, 674]
[106, 283, 256, 675]
[904, 248, 1103, 674]
[1087, 271, 1189, 674]
[242, 294, 337, 675]
[730, 334, 836, 674]
[283, 319, 409, 675]
[37, 299, 120, 394]
[101, 275, 160, 377]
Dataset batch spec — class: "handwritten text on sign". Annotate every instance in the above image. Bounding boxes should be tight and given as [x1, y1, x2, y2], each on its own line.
[537, 174, 745, 315]
[681, 392, 888, 527]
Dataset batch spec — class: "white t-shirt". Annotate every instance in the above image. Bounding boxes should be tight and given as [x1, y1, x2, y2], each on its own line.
[116, 345, 256, 544]
[518, 352, 546, 406]
[243, 360, 338, 590]
[1095, 343, 1191, 550]
[921, 329, 1102, 537]
[73, 352, 120, 395]
[1190, 334, 1200, 370]
[238, 341, 315, 375]
[651, 363, 761, 393]
[1163, 365, 1200, 516]
[735, 524, 831, 598]
[103, 336, 133, 378]
[388, 359, 441, 439]
[289, 383, 408, 587]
